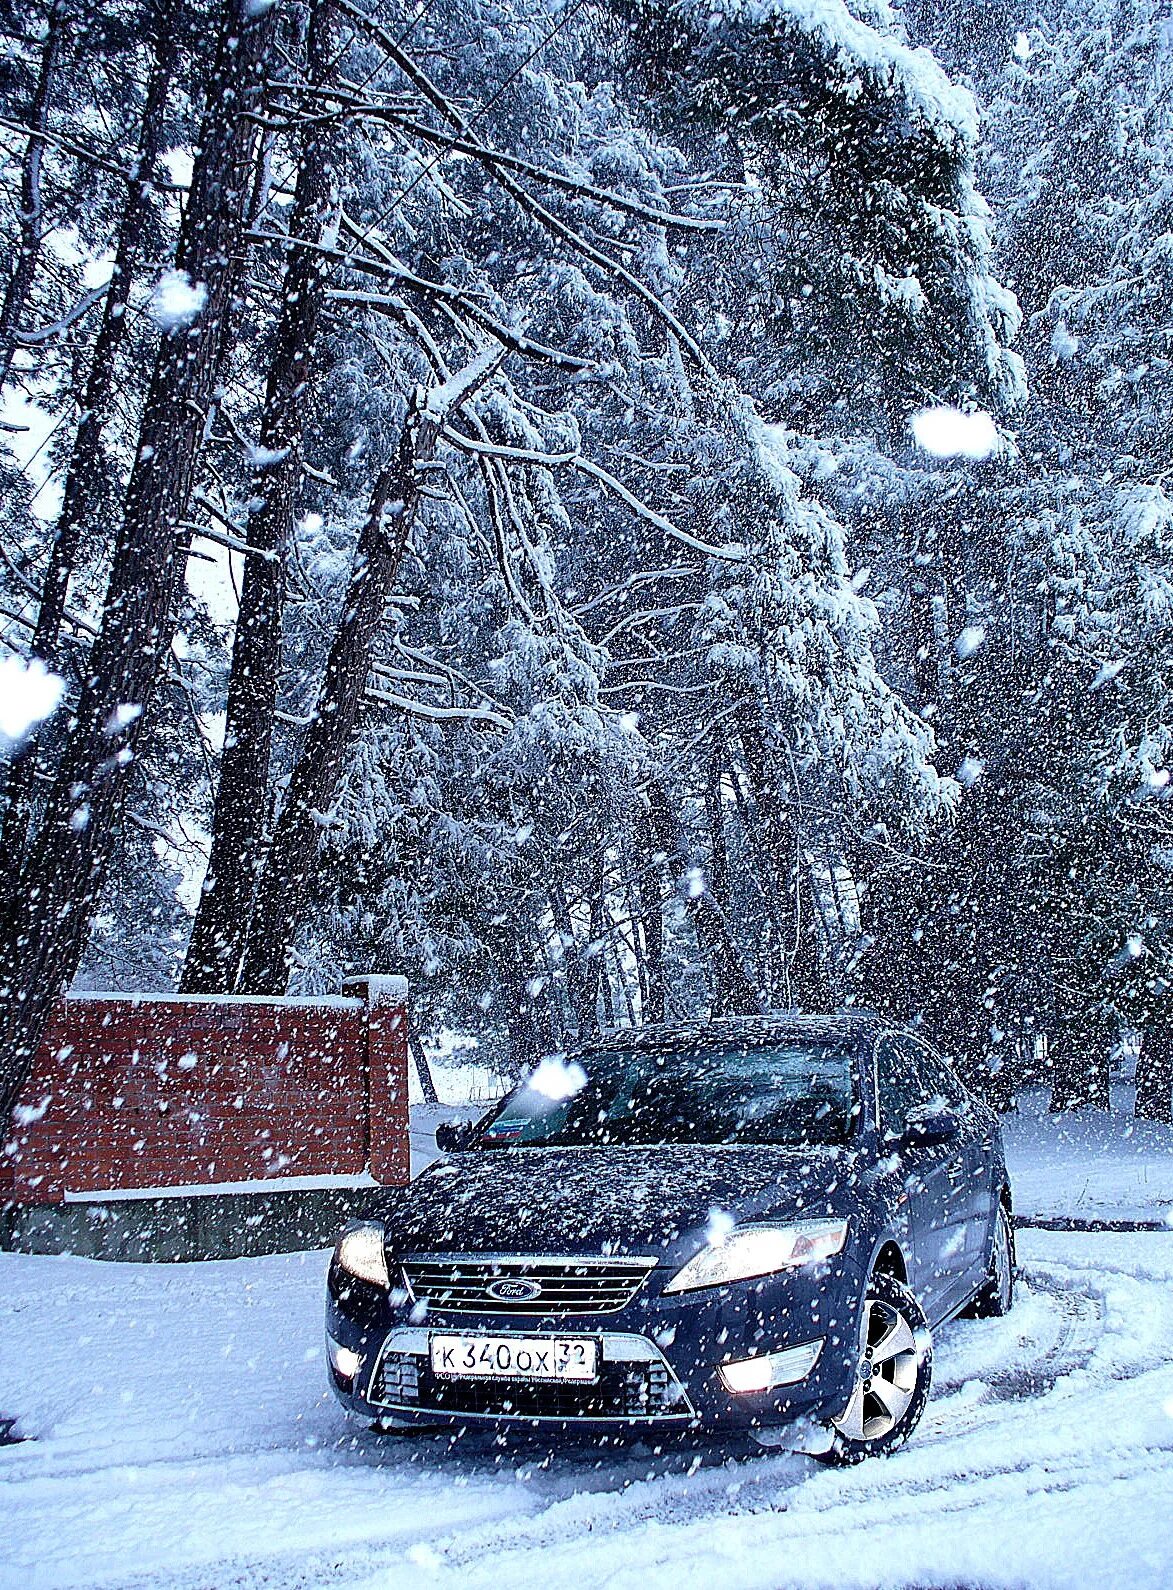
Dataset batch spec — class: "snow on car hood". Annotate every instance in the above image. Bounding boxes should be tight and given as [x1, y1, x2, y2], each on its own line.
[369, 1143, 856, 1257]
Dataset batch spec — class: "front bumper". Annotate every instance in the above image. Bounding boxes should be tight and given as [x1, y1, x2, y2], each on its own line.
[326, 1253, 864, 1437]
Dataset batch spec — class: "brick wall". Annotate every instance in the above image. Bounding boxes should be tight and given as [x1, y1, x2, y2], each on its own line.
[1, 978, 409, 1205]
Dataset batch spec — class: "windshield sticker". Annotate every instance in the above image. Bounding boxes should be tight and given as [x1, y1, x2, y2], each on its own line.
[484, 1118, 527, 1139]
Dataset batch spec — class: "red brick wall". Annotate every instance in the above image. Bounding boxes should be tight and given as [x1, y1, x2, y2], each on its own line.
[1, 985, 409, 1204]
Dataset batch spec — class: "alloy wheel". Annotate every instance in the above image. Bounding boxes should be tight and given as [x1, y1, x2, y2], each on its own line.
[832, 1294, 922, 1442]
[818, 1265, 934, 1465]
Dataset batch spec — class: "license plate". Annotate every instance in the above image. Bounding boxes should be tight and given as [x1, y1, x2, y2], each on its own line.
[430, 1333, 599, 1383]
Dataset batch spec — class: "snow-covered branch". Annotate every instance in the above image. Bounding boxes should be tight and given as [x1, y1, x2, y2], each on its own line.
[381, 116, 724, 233]
[324, 282, 589, 371]
[14, 283, 107, 345]
[440, 427, 747, 561]
[365, 686, 513, 729]
[329, 0, 716, 372]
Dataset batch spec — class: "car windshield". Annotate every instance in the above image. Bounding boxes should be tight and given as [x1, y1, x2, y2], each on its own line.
[477, 1040, 859, 1149]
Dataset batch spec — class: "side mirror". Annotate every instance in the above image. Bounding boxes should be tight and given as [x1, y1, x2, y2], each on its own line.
[900, 1105, 961, 1150]
[435, 1118, 478, 1153]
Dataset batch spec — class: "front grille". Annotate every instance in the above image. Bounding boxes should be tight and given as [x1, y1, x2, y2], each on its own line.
[401, 1255, 656, 1316]
[373, 1351, 686, 1421]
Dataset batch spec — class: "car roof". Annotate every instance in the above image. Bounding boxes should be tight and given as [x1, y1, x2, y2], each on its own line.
[562, 1011, 890, 1059]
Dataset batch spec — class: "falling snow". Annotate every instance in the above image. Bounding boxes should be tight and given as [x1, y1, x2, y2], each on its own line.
[147, 269, 207, 332]
[909, 406, 1001, 461]
[0, 656, 64, 744]
[3, 2, 1173, 1584]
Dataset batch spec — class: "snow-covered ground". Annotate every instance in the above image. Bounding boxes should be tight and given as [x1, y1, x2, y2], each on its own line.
[2, 1228, 1172, 1587]
[4, 1097, 1173, 1589]
[1004, 1086, 1173, 1226]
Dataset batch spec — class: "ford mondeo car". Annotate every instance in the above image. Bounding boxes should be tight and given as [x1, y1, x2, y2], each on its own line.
[325, 1014, 1014, 1462]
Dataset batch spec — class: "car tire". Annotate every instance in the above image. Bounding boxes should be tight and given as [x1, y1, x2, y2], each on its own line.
[818, 1270, 933, 1466]
[963, 1200, 1015, 1319]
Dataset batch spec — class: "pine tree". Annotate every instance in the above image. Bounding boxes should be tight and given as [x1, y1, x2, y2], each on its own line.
[0, 0, 275, 1116]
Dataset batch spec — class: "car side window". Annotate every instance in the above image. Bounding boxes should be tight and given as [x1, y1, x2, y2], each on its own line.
[901, 1036, 968, 1110]
[875, 1038, 924, 1138]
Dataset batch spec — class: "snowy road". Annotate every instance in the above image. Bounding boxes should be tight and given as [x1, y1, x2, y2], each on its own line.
[2, 1230, 1172, 1590]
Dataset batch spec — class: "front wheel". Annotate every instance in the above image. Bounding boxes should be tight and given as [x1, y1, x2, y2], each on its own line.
[818, 1271, 933, 1466]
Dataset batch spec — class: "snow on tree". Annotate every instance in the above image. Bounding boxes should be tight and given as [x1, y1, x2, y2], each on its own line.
[2, 0, 1169, 1118]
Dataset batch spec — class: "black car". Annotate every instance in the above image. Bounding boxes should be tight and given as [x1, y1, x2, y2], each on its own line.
[325, 1013, 1014, 1463]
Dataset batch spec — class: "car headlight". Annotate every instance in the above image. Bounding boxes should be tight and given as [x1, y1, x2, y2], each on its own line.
[663, 1219, 848, 1294]
[335, 1221, 389, 1288]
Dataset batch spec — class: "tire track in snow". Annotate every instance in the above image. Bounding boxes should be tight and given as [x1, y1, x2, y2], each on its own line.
[916, 1267, 1106, 1446]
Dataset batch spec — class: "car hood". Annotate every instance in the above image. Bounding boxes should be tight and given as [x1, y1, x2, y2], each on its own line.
[369, 1143, 858, 1258]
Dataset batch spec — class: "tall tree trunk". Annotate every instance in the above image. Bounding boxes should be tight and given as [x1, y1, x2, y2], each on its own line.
[235, 352, 499, 994]
[1135, 1020, 1173, 1124]
[0, 0, 275, 1121]
[235, 447, 419, 994]
[408, 1028, 439, 1105]
[631, 819, 665, 1022]
[501, 937, 549, 1077]
[843, 833, 919, 1021]
[0, 0, 178, 886]
[598, 932, 617, 1028]
[547, 878, 588, 1035]
[729, 760, 777, 995]
[705, 749, 729, 909]
[636, 884, 665, 1021]
[738, 713, 830, 1011]
[579, 859, 609, 1035]
[182, 0, 339, 993]
[237, 354, 500, 993]
[614, 936, 636, 1024]
[644, 780, 759, 1015]
[0, 0, 65, 390]
[1048, 992, 1112, 1113]
[908, 578, 941, 714]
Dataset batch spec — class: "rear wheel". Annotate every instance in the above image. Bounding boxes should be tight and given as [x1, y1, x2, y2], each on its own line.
[818, 1271, 932, 1466]
[964, 1200, 1015, 1319]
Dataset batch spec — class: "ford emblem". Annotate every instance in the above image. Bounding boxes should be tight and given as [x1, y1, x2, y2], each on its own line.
[486, 1276, 543, 1303]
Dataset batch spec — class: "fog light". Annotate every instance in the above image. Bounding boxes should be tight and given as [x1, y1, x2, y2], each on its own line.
[719, 1339, 822, 1394]
[327, 1335, 362, 1383]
